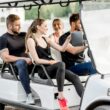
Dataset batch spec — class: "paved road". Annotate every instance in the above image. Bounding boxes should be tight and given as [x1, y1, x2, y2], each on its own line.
[5, 106, 25, 110]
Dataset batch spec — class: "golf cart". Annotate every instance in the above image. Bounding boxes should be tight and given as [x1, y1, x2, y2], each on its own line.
[0, 0, 110, 110]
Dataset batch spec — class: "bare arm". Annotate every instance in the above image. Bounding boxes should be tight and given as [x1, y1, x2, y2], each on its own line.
[45, 35, 71, 52]
[66, 43, 87, 55]
[27, 38, 58, 65]
[0, 48, 31, 64]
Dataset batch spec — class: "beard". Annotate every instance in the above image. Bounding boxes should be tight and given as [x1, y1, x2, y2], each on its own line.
[12, 30, 19, 35]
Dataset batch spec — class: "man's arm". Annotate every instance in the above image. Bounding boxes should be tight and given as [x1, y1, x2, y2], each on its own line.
[1, 48, 21, 62]
[66, 43, 87, 55]
[1, 48, 31, 64]
[0, 37, 22, 62]
[59, 32, 87, 55]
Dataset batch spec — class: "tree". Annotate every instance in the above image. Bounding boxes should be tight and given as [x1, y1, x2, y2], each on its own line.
[25, 4, 73, 20]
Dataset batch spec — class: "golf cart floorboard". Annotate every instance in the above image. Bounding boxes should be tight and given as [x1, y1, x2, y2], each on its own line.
[5, 106, 79, 110]
[1, 98, 79, 110]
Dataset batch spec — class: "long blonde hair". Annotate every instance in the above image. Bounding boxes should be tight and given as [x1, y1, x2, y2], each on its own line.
[25, 18, 45, 53]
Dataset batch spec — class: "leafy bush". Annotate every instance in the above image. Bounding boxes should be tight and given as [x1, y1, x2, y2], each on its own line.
[25, 3, 79, 20]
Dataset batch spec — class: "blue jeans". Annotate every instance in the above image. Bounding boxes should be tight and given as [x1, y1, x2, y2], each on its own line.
[14, 59, 31, 94]
[68, 61, 96, 76]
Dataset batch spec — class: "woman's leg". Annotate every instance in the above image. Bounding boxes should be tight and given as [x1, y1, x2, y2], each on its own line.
[14, 59, 31, 94]
[65, 69, 84, 97]
[46, 62, 65, 98]
[46, 62, 70, 108]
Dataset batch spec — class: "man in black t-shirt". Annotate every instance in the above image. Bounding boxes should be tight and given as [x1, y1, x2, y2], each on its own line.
[59, 13, 96, 75]
[0, 14, 34, 105]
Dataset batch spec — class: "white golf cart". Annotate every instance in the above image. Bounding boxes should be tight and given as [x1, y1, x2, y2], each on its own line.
[0, 0, 110, 110]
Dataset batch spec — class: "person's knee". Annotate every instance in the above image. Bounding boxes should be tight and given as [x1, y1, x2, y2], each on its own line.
[84, 62, 93, 68]
[15, 59, 27, 68]
[58, 62, 65, 69]
[57, 62, 65, 75]
[84, 62, 96, 71]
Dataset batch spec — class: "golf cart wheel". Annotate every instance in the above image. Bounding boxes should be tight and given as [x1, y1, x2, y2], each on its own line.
[0, 103, 5, 110]
[94, 105, 110, 110]
[86, 101, 110, 110]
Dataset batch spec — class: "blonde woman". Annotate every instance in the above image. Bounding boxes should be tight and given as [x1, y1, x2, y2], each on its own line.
[49, 18, 64, 61]
[25, 18, 84, 107]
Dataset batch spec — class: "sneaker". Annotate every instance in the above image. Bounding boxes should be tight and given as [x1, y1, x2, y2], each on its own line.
[57, 98, 69, 110]
[26, 93, 35, 105]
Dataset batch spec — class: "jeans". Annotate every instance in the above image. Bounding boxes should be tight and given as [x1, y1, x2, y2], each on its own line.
[68, 61, 96, 76]
[14, 59, 31, 94]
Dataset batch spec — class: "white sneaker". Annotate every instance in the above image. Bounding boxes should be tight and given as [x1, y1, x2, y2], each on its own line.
[26, 93, 35, 105]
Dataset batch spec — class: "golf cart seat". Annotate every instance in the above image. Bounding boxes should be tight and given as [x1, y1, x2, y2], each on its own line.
[30, 64, 54, 86]
[30, 63, 89, 86]
[0, 61, 27, 102]
[0, 62, 18, 80]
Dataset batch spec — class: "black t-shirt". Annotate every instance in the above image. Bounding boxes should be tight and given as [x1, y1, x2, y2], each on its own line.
[59, 31, 84, 68]
[0, 32, 26, 57]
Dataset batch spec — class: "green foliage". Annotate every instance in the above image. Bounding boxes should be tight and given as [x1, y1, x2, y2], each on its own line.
[70, 2, 80, 13]
[25, 3, 79, 20]
[25, 7, 38, 20]
[40, 4, 71, 19]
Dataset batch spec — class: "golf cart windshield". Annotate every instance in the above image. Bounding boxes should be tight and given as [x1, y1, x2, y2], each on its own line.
[81, 0, 110, 74]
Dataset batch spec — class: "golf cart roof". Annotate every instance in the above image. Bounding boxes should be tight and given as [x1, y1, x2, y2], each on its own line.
[0, 0, 89, 8]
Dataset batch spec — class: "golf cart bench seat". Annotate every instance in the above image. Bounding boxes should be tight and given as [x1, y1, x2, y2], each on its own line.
[30, 64, 89, 86]
[0, 62, 89, 86]
[0, 62, 18, 80]
[31, 73, 88, 86]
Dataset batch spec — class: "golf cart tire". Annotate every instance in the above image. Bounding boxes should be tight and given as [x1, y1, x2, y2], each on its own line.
[0, 103, 5, 110]
[94, 105, 110, 110]
[86, 100, 110, 110]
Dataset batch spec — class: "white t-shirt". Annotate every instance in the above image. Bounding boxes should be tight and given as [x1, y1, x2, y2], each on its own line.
[49, 34, 62, 61]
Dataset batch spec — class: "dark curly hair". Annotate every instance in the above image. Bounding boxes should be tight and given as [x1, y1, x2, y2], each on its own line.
[69, 13, 80, 25]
